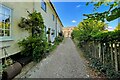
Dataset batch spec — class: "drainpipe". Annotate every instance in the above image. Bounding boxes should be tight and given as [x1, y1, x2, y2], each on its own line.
[56, 16, 58, 37]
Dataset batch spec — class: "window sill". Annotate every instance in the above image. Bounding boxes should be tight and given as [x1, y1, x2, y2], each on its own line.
[0, 38, 14, 42]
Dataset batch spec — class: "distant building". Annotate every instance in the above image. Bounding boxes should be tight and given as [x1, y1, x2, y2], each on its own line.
[62, 27, 75, 38]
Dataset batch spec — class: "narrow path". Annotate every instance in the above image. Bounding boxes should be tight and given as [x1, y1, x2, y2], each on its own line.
[22, 38, 90, 78]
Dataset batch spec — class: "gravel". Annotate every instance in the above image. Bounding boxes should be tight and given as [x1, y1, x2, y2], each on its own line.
[21, 38, 90, 78]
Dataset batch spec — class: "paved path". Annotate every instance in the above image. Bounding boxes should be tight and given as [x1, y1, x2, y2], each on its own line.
[22, 38, 90, 78]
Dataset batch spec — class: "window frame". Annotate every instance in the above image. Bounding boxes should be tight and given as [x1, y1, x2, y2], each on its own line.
[52, 14, 54, 21]
[41, 0, 47, 12]
[0, 4, 13, 41]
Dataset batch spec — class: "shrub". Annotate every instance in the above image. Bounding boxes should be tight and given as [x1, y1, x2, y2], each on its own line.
[55, 36, 63, 45]
[18, 36, 48, 62]
[18, 11, 48, 62]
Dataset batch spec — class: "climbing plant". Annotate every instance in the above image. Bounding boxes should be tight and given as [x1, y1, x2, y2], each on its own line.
[18, 11, 48, 62]
[18, 11, 44, 37]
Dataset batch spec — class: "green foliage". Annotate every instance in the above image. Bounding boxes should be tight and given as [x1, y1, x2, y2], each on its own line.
[92, 30, 120, 42]
[85, 0, 120, 22]
[83, 48, 120, 78]
[18, 11, 63, 62]
[18, 11, 48, 62]
[89, 57, 120, 78]
[45, 35, 64, 53]
[18, 36, 48, 62]
[55, 36, 64, 45]
[71, 19, 106, 43]
[2, 59, 13, 69]
[72, 12, 120, 78]
[71, 29, 81, 40]
[18, 11, 44, 36]
[46, 30, 50, 34]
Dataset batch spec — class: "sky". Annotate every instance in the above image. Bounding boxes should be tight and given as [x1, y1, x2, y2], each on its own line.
[53, 2, 119, 29]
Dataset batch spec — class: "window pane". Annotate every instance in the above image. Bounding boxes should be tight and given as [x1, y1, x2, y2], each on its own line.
[5, 30, 10, 36]
[5, 16, 10, 29]
[52, 14, 54, 21]
[2, 22, 4, 29]
[2, 15, 5, 29]
[0, 4, 2, 14]
[0, 14, 2, 29]
[5, 22, 10, 29]
[0, 30, 4, 36]
[0, 5, 11, 37]
[4, 7, 10, 16]
[41, 1, 46, 11]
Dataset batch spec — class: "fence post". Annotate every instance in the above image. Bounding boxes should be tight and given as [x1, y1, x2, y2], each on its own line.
[93, 41, 96, 58]
[98, 42, 101, 59]
[91, 41, 94, 57]
[118, 42, 120, 71]
[114, 43, 118, 71]
[110, 43, 114, 67]
[102, 43, 105, 65]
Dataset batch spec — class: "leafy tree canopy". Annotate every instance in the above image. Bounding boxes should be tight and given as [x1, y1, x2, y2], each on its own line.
[72, 19, 107, 42]
[84, 0, 120, 22]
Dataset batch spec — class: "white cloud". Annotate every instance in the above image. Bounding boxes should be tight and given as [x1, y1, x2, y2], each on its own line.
[76, 5, 81, 8]
[76, 4, 84, 8]
[72, 20, 77, 23]
[107, 26, 114, 31]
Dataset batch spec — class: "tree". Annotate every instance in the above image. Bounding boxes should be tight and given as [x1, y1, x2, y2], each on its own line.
[18, 11, 44, 37]
[84, 0, 120, 22]
[78, 19, 107, 34]
[18, 11, 48, 62]
[71, 19, 107, 43]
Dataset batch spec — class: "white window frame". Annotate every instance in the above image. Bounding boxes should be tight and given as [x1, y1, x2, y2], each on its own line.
[0, 4, 13, 41]
[41, 0, 47, 12]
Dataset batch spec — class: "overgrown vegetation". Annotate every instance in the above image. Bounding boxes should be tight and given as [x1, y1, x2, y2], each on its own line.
[72, 25, 120, 78]
[18, 11, 63, 62]
[18, 11, 47, 62]
[71, 19, 107, 47]
[72, 1, 120, 77]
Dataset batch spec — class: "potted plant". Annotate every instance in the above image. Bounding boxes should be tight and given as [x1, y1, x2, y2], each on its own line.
[46, 30, 50, 34]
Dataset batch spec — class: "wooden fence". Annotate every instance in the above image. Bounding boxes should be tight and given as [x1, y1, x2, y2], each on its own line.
[81, 41, 120, 71]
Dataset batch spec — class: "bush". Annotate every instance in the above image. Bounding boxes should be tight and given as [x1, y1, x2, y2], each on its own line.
[55, 36, 63, 45]
[18, 36, 48, 62]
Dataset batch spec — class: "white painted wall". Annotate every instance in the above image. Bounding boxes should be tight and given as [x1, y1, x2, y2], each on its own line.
[0, 1, 63, 59]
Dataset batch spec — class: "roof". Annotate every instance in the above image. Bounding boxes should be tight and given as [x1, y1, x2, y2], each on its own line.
[49, 0, 64, 27]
